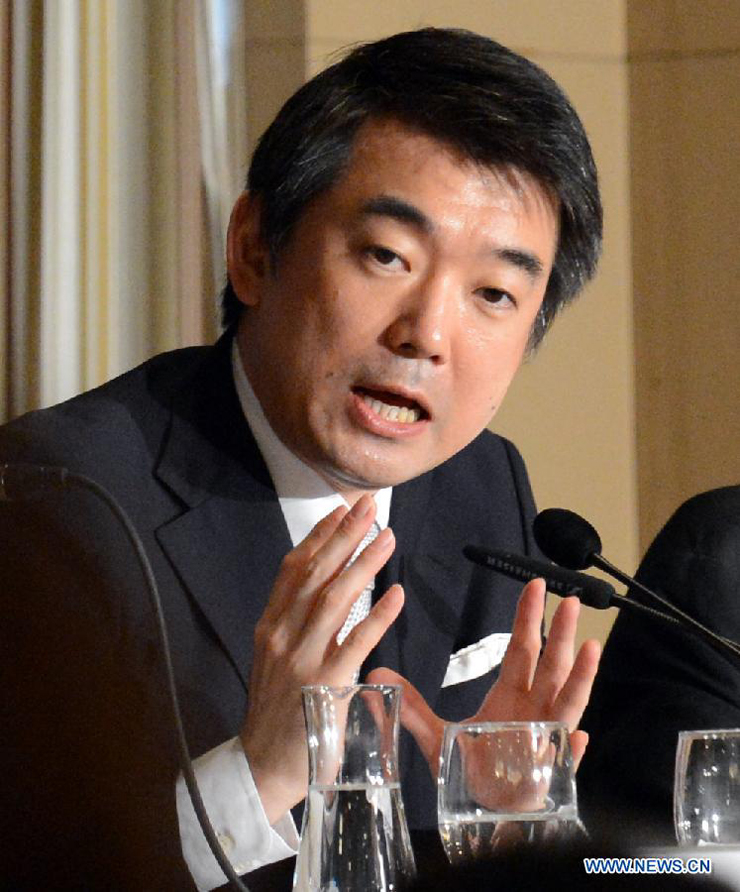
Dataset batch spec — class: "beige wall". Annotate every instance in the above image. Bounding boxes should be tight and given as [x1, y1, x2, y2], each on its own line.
[304, 1, 638, 647]
[628, 0, 740, 547]
[244, 0, 306, 148]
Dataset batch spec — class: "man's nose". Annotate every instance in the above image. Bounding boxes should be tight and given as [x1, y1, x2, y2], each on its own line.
[382, 275, 456, 364]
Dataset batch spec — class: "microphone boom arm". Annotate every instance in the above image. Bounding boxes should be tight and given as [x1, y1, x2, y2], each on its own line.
[591, 551, 740, 659]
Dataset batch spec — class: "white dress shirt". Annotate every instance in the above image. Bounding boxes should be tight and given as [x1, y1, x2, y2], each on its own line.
[176, 341, 390, 889]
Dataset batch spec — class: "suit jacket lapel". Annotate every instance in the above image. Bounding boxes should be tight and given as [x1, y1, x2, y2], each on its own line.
[153, 335, 291, 688]
[149, 334, 474, 705]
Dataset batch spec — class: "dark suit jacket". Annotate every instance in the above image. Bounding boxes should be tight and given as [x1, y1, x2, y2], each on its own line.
[1, 332, 539, 889]
[578, 485, 740, 845]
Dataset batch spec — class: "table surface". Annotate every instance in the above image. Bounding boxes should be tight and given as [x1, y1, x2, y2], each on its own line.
[220, 835, 740, 891]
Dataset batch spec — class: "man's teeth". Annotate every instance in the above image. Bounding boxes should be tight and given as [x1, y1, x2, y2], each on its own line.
[361, 394, 420, 423]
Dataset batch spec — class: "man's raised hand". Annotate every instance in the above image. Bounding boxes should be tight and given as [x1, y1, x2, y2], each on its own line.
[367, 578, 600, 777]
[240, 494, 403, 824]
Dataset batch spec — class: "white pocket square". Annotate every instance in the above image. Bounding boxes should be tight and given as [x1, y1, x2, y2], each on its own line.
[441, 632, 511, 688]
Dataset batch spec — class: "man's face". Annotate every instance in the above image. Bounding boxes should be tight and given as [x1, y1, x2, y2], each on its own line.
[232, 118, 558, 497]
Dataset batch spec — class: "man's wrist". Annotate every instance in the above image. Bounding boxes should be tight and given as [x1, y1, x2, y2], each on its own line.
[240, 732, 304, 827]
[176, 737, 299, 890]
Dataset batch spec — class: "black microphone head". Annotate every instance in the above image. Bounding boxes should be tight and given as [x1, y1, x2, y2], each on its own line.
[533, 508, 602, 570]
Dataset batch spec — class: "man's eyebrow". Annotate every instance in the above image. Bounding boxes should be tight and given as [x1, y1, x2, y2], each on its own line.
[497, 247, 545, 279]
[360, 195, 547, 278]
[359, 195, 433, 233]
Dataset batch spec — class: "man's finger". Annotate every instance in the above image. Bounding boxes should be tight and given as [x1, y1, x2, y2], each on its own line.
[260, 503, 348, 624]
[272, 495, 379, 630]
[552, 638, 601, 730]
[326, 585, 405, 681]
[484, 579, 545, 703]
[571, 729, 589, 770]
[530, 596, 580, 706]
[302, 527, 396, 646]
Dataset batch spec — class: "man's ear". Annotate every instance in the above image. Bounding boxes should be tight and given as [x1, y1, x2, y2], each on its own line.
[226, 191, 268, 308]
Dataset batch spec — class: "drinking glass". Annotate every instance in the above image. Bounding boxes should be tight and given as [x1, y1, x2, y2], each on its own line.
[674, 729, 740, 846]
[293, 684, 416, 891]
[438, 721, 581, 863]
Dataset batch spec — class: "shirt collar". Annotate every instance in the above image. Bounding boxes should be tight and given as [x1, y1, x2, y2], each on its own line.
[231, 339, 391, 547]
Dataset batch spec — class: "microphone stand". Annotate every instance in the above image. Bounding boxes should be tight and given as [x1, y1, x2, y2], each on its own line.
[590, 551, 740, 660]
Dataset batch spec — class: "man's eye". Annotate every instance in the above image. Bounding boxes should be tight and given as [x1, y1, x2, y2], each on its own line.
[366, 246, 403, 268]
[478, 288, 516, 308]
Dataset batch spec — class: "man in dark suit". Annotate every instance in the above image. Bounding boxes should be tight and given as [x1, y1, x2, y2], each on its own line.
[1, 28, 603, 889]
[579, 485, 740, 844]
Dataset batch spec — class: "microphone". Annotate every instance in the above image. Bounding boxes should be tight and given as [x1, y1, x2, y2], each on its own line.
[463, 545, 616, 609]
[1, 463, 251, 891]
[534, 508, 643, 595]
[532, 508, 601, 571]
[533, 507, 740, 660]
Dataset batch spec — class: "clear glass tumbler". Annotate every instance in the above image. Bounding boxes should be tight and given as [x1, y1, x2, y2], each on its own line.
[293, 684, 416, 891]
[675, 729, 740, 846]
[438, 721, 581, 863]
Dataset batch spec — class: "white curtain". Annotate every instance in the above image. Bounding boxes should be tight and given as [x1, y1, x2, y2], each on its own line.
[196, 0, 249, 302]
[2, 0, 247, 422]
[39, 0, 150, 407]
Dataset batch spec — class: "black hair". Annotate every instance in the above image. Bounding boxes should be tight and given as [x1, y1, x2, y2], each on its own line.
[222, 27, 602, 347]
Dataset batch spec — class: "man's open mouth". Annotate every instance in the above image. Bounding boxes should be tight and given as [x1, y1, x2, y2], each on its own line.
[352, 386, 429, 425]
